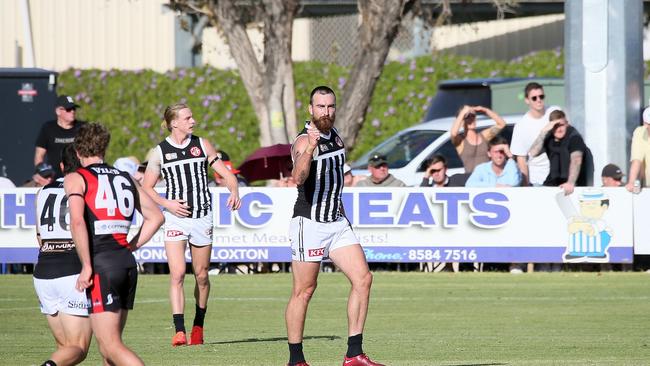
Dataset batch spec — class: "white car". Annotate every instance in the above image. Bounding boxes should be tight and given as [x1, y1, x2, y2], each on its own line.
[350, 114, 521, 186]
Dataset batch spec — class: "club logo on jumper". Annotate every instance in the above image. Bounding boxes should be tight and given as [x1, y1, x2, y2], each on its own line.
[335, 136, 344, 147]
[308, 247, 325, 257]
[190, 146, 201, 157]
[166, 230, 183, 237]
[165, 153, 178, 161]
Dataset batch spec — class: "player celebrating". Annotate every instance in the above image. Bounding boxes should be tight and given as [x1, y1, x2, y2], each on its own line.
[285, 86, 384, 366]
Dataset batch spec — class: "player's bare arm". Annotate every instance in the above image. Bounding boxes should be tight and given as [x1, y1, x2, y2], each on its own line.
[129, 182, 164, 251]
[64, 172, 92, 291]
[292, 131, 319, 185]
[204, 139, 241, 210]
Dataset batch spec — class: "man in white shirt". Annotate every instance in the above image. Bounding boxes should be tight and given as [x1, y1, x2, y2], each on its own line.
[510, 82, 561, 186]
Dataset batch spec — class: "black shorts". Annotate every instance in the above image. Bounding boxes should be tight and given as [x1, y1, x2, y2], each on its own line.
[86, 267, 138, 314]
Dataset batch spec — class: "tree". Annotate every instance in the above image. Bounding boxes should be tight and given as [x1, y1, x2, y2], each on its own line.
[169, 0, 514, 150]
[169, 0, 299, 146]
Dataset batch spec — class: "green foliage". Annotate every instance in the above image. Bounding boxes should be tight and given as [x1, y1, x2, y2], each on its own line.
[58, 50, 564, 165]
[2, 273, 650, 365]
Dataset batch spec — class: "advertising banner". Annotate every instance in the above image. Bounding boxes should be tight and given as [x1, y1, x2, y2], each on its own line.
[0, 186, 635, 263]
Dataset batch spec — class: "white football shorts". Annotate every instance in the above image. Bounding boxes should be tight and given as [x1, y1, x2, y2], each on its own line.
[33, 274, 89, 316]
[289, 216, 359, 262]
[163, 211, 213, 246]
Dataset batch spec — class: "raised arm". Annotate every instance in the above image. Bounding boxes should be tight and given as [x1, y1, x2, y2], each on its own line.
[450, 105, 471, 146]
[292, 125, 320, 185]
[475, 106, 506, 140]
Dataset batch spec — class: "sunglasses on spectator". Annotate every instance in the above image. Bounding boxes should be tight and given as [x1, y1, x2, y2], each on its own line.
[428, 168, 443, 174]
[530, 94, 545, 102]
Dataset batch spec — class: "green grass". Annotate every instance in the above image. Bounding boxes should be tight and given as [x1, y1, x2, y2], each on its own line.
[1, 272, 649, 365]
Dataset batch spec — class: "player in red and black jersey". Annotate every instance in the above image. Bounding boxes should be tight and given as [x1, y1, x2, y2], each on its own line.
[65, 122, 163, 366]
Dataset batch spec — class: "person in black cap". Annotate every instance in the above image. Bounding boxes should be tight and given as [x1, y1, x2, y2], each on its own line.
[601, 163, 625, 187]
[355, 154, 406, 187]
[33, 95, 85, 186]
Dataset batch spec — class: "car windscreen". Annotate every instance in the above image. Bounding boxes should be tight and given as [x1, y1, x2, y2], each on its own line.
[351, 129, 445, 170]
[423, 86, 491, 121]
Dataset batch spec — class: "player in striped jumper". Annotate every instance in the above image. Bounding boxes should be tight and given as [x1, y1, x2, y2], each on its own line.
[142, 103, 241, 346]
[285, 86, 384, 366]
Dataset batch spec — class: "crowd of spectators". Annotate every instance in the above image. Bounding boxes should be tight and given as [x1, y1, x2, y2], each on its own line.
[3, 82, 650, 273]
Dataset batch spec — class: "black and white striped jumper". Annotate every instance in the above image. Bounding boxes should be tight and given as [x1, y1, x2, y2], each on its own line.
[292, 126, 346, 223]
[156, 135, 211, 218]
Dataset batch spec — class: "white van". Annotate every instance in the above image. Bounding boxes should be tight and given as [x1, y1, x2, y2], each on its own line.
[349, 114, 521, 186]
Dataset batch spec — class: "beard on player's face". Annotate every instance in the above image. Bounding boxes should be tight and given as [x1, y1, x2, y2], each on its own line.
[312, 115, 334, 134]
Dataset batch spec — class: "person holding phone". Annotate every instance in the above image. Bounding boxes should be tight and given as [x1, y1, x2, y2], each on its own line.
[450, 104, 506, 174]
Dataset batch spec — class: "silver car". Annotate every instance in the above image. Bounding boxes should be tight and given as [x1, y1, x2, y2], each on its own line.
[350, 114, 521, 186]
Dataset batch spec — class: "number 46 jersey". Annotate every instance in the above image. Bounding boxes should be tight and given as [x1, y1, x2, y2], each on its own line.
[34, 178, 81, 279]
[77, 163, 139, 270]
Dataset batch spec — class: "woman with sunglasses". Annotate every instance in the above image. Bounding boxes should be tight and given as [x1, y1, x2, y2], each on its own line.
[450, 104, 506, 174]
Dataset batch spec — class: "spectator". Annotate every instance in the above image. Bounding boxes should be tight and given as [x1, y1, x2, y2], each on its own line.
[114, 156, 145, 184]
[22, 162, 55, 187]
[601, 164, 625, 187]
[465, 136, 521, 187]
[419, 155, 449, 187]
[33, 95, 85, 186]
[451, 105, 506, 173]
[510, 82, 561, 186]
[625, 106, 650, 193]
[355, 154, 406, 187]
[211, 150, 248, 187]
[529, 110, 589, 195]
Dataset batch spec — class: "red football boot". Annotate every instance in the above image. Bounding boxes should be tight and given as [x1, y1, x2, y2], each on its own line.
[342, 353, 385, 366]
[189, 325, 204, 345]
[171, 331, 187, 347]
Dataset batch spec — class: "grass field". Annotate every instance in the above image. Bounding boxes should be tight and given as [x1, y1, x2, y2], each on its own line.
[1, 272, 649, 366]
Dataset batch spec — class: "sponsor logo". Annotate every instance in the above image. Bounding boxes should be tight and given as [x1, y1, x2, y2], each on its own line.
[67, 300, 90, 309]
[94, 220, 130, 235]
[190, 146, 202, 157]
[335, 136, 344, 147]
[308, 247, 325, 257]
[167, 230, 183, 237]
[319, 144, 330, 152]
[205, 227, 213, 236]
[54, 137, 75, 144]
[165, 153, 178, 160]
[106, 294, 113, 305]
[93, 300, 102, 307]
